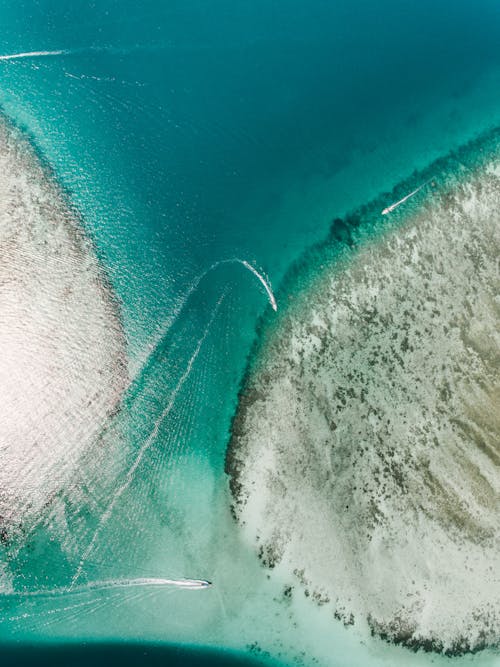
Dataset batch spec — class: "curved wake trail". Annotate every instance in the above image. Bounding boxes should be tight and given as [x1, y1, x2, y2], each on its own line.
[180, 258, 277, 318]
[71, 295, 225, 589]
[133, 257, 277, 382]
[238, 260, 277, 311]
[72, 258, 275, 586]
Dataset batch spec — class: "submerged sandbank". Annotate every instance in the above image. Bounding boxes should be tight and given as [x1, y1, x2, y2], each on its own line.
[0, 117, 127, 550]
[227, 130, 500, 655]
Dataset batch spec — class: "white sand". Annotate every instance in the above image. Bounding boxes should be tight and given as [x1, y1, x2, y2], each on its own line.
[0, 119, 127, 539]
[228, 159, 500, 653]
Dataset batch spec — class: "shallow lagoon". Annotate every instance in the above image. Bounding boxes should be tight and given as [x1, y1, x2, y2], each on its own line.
[0, 1, 498, 666]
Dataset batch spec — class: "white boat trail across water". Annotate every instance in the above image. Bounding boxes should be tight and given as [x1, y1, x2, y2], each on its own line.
[3, 578, 211, 599]
[192, 258, 276, 312]
[0, 46, 137, 63]
[72, 259, 275, 587]
[381, 180, 431, 215]
[238, 259, 277, 311]
[71, 294, 226, 588]
[0, 47, 117, 62]
[133, 257, 277, 380]
[0, 50, 67, 61]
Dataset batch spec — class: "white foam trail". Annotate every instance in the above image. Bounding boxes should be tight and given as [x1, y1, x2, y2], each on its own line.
[0, 46, 140, 64]
[77, 577, 211, 591]
[4, 578, 211, 598]
[0, 46, 115, 62]
[381, 180, 431, 215]
[132, 257, 277, 380]
[64, 70, 146, 87]
[238, 260, 277, 311]
[72, 258, 275, 584]
[0, 50, 66, 61]
[196, 258, 277, 312]
[71, 295, 225, 588]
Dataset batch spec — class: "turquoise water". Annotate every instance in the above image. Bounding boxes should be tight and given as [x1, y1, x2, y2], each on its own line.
[0, 1, 498, 665]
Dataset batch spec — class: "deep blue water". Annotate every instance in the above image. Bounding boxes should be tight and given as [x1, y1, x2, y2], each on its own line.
[0, 643, 267, 667]
[0, 1, 498, 665]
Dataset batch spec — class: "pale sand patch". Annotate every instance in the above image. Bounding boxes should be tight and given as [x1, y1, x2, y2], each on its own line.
[0, 118, 127, 540]
[227, 156, 500, 654]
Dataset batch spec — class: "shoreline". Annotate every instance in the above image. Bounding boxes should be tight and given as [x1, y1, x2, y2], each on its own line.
[225, 126, 500, 656]
[226, 125, 500, 495]
[0, 110, 128, 344]
[0, 114, 128, 550]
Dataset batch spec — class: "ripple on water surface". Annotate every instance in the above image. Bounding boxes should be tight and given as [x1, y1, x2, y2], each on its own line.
[227, 130, 500, 655]
[0, 117, 127, 564]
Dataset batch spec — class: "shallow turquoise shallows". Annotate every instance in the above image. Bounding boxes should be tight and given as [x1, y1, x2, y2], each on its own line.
[0, 1, 498, 666]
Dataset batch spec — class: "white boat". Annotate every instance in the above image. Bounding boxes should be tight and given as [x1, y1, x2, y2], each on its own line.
[382, 180, 431, 215]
